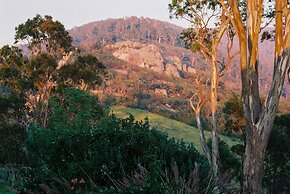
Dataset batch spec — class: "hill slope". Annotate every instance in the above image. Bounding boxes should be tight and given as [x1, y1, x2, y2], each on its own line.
[111, 106, 239, 153]
[69, 16, 184, 49]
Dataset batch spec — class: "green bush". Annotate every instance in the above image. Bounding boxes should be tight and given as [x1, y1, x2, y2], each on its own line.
[23, 88, 208, 193]
[48, 87, 104, 130]
[0, 124, 26, 165]
[25, 115, 207, 191]
[0, 92, 27, 165]
[263, 114, 290, 193]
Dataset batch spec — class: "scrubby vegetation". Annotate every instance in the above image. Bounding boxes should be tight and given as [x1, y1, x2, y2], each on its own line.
[0, 87, 211, 193]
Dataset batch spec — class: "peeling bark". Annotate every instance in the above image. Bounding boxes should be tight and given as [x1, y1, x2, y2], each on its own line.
[229, 0, 290, 193]
[211, 51, 220, 177]
[243, 126, 265, 194]
[196, 110, 212, 164]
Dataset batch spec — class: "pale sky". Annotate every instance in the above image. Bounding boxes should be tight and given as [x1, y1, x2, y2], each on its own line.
[0, 0, 189, 47]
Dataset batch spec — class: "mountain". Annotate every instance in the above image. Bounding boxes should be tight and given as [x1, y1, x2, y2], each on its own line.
[69, 17, 208, 79]
[69, 16, 184, 49]
[68, 17, 289, 121]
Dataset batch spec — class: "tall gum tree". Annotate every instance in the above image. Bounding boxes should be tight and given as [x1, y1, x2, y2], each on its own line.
[170, 0, 290, 193]
[11, 14, 74, 128]
[170, 0, 236, 177]
[231, 0, 290, 193]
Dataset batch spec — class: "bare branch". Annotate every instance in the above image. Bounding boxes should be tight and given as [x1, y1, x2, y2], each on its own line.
[189, 76, 211, 164]
[222, 30, 240, 75]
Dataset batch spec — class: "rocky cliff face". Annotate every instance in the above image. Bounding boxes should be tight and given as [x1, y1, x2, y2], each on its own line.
[106, 40, 197, 78]
[108, 41, 165, 75]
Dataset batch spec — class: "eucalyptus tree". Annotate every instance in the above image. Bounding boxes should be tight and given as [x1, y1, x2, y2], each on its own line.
[15, 14, 72, 59]
[59, 55, 107, 91]
[0, 15, 106, 128]
[170, 0, 290, 193]
[170, 0, 235, 178]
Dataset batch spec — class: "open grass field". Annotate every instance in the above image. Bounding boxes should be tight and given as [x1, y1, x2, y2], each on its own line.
[111, 106, 240, 152]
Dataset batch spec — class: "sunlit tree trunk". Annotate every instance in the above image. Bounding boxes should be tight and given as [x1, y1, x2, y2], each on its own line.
[210, 18, 229, 176]
[185, 4, 230, 177]
[210, 46, 220, 177]
[231, 0, 290, 192]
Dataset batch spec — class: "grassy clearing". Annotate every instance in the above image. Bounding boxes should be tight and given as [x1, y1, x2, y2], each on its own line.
[111, 106, 240, 152]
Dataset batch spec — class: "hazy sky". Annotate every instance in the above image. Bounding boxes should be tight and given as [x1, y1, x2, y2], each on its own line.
[0, 0, 189, 47]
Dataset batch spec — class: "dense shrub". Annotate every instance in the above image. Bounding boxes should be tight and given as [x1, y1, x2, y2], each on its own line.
[103, 95, 117, 107]
[0, 92, 27, 165]
[0, 124, 26, 164]
[263, 114, 290, 193]
[25, 116, 208, 192]
[47, 87, 104, 130]
[23, 88, 208, 193]
[0, 92, 26, 125]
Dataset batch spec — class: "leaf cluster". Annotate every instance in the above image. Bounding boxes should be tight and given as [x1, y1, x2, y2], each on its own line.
[60, 55, 107, 89]
[264, 114, 290, 193]
[0, 46, 29, 92]
[15, 14, 72, 57]
[169, 0, 219, 19]
[181, 28, 213, 54]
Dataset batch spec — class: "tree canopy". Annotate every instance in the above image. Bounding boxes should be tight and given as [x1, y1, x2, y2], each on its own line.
[15, 14, 72, 58]
[0, 15, 107, 128]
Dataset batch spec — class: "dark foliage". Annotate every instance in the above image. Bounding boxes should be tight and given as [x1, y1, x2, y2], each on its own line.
[0, 124, 26, 165]
[0, 92, 27, 165]
[263, 114, 290, 193]
[47, 87, 104, 130]
[23, 89, 208, 193]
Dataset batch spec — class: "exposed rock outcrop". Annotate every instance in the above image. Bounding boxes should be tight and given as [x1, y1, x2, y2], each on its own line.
[154, 88, 168, 97]
[166, 56, 196, 75]
[109, 41, 164, 73]
[108, 40, 182, 77]
[168, 56, 183, 71]
[164, 63, 180, 77]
